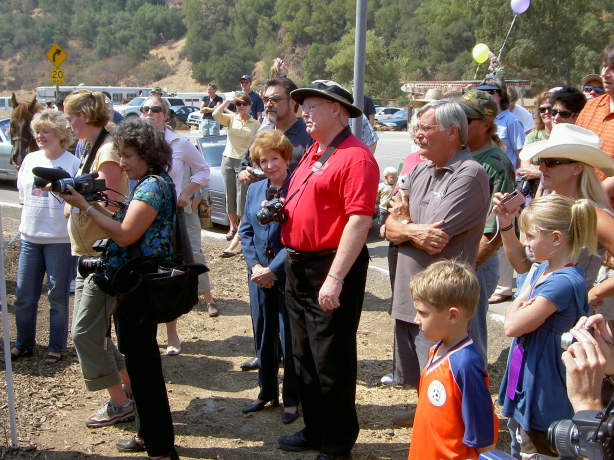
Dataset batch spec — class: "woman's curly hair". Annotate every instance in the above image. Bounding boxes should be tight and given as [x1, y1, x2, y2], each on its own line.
[113, 118, 172, 174]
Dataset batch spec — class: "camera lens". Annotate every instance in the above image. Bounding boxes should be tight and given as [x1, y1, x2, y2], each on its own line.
[547, 419, 576, 457]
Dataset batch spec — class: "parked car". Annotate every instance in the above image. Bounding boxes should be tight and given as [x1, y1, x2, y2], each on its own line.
[374, 106, 402, 121]
[381, 109, 408, 131]
[115, 96, 187, 118]
[193, 135, 229, 226]
[0, 118, 16, 180]
[174, 106, 199, 124]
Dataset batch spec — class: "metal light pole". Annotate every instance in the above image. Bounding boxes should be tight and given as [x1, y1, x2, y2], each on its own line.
[352, 0, 367, 137]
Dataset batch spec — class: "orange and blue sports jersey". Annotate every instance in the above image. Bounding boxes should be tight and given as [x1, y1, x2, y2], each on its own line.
[408, 336, 498, 460]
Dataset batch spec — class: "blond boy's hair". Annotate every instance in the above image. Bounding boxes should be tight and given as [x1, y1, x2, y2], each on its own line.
[410, 260, 479, 315]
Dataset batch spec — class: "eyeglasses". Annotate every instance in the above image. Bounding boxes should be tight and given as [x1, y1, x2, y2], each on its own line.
[140, 106, 163, 113]
[551, 108, 576, 119]
[415, 123, 442, 133]
[583, 85, 605, 94]
[538, 106, 552, 114]
[533, 158, 577, 168]
[483, 89, 501, 95]
[236, 101, 250, 107]
[302, 101, 332, 114]
[263, 96, 288, 104]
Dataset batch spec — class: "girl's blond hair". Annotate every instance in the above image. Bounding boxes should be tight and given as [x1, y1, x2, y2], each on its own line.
[63, 90, 109, 127]
[519, 194, 597, 263]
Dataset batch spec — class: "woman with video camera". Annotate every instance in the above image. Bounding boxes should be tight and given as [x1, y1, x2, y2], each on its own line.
[238, 130, 299, 424]
[11, 110, 80, 364]
[62, 118, 179, 460]
[63, 90, 132, 428]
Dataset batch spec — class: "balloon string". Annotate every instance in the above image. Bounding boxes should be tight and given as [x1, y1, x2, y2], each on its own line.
[474, 64, 480, 80]
[498, 13, 518, 61]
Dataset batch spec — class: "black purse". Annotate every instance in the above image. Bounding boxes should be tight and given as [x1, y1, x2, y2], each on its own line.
[114, 175, 208, 325]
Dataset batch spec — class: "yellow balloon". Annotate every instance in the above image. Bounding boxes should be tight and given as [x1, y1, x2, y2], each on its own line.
[472, 43, 490, 64]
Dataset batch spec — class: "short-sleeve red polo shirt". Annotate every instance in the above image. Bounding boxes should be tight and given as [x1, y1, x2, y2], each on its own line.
[281, 134, 379, 251]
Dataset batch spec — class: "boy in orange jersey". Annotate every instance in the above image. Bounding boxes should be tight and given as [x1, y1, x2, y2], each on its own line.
[408, 260, 498, 460]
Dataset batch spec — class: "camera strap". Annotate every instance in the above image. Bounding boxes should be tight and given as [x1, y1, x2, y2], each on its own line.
[284, 126, 351, 207]
[81, 128, 109, 175]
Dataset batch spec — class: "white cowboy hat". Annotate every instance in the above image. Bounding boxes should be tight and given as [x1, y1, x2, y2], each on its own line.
[412, 88, 444, 106]
[519, 124, 614, 176]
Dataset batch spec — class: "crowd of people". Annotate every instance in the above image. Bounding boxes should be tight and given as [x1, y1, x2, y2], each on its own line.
[6, 43, 614, 460]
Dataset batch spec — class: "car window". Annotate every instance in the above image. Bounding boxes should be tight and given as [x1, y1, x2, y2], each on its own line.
[166, 98, 185, 107]
[199, 142, 225, 167]
[0, 119, 10, 141]
[127, 97, 146, 106]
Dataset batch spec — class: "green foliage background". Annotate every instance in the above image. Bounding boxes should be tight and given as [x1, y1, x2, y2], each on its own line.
[0, 0, 612, 99]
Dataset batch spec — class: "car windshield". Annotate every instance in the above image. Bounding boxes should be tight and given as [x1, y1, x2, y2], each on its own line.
[0, 119, 10, 141]
[167, 98, 184, 107]
[198, 141, 225, 167]
[127, 97, 146, 106]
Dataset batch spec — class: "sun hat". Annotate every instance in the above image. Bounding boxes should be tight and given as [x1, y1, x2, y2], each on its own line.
[519, 124, 614, 176]
[412, 88, 444, 106]
[291, 80, 362, 118]
[458, 90, 498, 119]
[581, 74, 603, 87]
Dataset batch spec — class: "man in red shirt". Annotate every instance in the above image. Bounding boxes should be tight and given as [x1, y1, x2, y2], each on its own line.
[278, 80, 379, 459]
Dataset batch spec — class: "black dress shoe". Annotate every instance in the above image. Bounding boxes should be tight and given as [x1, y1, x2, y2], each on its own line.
[116, 436, 146, 452]
[316, 453, 352, 460]
[240, 357, 260, 371]
[281, 409, 299, 424]
[10, 347, 33, 361]
[278, 429, 319, 452]
[241, 398, 279, 414]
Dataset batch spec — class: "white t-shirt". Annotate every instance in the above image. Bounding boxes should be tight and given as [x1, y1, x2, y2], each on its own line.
[510, 104, 535, 133]
[17, 149, 81, 244]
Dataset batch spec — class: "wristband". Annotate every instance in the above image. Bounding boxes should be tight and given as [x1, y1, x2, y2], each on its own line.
[327, 274, 344, 284]
[84, 205, 94, 216]
[501, 223, 514, 232]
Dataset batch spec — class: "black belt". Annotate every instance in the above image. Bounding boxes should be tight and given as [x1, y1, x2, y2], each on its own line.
[287, 248, 337, 260]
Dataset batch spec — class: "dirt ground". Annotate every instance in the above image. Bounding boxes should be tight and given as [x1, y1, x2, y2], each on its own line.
[0, 216, 512, 459]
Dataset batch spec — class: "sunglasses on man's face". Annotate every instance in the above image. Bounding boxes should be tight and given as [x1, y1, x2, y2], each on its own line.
[140, 106, 163, 114]
[532, 158, 577, 168]
[551, 108, 576, 119]
[483, 89, 501, 95]
[583, 85, 605, 94]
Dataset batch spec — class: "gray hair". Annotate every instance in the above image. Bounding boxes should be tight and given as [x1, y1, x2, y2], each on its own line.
[416, 100, 468, 145]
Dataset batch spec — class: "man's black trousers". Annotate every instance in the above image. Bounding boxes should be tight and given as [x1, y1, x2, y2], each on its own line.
[285, 246, 369, 455]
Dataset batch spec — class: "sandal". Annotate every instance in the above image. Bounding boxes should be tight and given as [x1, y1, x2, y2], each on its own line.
[207, 301, 219, 317]
[44, 352, 62, 364]
[488, 293, 512, 304]
[220, 250, 238, 258]
[10, 347, 33, 361]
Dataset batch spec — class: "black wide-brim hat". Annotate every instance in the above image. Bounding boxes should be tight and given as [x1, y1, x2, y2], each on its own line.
[291, 80, 362, 118]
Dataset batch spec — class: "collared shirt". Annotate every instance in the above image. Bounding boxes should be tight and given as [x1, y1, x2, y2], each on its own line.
[495, 110, 525, 167]
[577, 94, 614, 172]
[349, 114, 379, 148]
[165, 128, 210, 197]
[471, 141, 515, 233]
[213, 111, 260, 160]
[281, 133, 379, 251]
[391, 149, 489, 323]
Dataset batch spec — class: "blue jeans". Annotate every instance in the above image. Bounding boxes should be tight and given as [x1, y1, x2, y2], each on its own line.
[469, 253, 499, 361]
[14, 240, 73, 353]
[201, 118, 220, 136]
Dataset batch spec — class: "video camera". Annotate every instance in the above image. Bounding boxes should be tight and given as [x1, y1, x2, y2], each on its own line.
[32, 166, 107, 202]
[548, 401, 614, 459]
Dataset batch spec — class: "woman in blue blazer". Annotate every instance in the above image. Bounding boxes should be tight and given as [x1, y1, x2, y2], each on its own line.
[239, 130, 299, 424]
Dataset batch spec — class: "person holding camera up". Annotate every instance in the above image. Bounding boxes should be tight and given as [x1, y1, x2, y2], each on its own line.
[238, 130, 299, 424]
[61, 118, 179, 460]
[10, 110, 80, 364]
[213, 92, 260, 256]
[63, 90, 131, 427]
[498, 194, 596, 458]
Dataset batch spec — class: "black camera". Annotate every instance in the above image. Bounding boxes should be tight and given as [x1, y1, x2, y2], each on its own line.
[32, 166, 107, 201]
[77, 239, 109, 278]
[249, 168, 266, 180]
[256, 186, 286, 225]
[548, 404, 614, 459]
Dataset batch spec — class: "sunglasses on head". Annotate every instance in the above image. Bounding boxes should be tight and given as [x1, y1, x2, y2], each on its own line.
[532, 158, 577, 168]
[538, 106, 552, 114]
[140, 106, 163, 113]
[236, 101, 250, 107]
[551, 108, 576, 118]
[583, 85, 605, 94]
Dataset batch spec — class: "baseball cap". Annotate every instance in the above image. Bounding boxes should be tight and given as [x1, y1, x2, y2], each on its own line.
[240, 75, 252, 82]
[459, 90, 498, 118]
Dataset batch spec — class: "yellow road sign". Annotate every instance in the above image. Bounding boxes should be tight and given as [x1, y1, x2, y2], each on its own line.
[46, 44, 68, 67]
[50, 67, 65, 85]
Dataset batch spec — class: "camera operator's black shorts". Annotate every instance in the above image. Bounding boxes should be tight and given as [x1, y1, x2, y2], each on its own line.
[516, 425, 558, 458]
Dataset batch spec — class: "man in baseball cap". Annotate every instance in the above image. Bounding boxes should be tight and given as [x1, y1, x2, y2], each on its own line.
[458, 89, 515, 359]
[239, 74, 264, 120]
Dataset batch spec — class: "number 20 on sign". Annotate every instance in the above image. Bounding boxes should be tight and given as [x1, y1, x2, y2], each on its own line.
[50, 68, 64, 85]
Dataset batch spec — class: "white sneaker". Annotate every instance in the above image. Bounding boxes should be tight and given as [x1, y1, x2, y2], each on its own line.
[380, 373, 395, 385]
